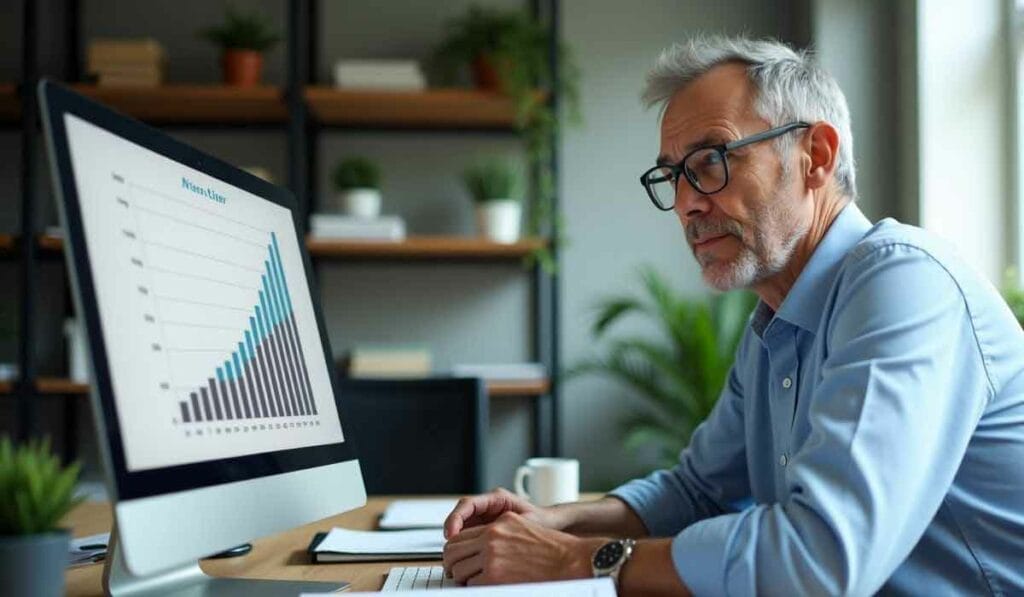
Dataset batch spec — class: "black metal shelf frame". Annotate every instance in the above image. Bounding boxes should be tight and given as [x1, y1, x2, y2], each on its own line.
[14, 0, 563, 461]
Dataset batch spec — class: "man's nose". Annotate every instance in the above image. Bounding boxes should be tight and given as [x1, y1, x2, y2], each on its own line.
[674, 181, 713, 222]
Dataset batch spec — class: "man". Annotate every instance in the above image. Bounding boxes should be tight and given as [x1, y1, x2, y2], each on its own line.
[441, 35, 1024, 595]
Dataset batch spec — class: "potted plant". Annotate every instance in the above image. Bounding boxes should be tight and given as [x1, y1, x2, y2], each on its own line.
[463, 160, 523, 244]
[199, 5, 281, 87]
[332, 157, 382, 219]
[0, 437, 83, 596]
[568, 267, 758, 470]
[434, 6, 581, 266]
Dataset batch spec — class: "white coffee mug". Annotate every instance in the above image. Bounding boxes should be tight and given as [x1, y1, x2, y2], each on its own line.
[514, 457, 579, 506]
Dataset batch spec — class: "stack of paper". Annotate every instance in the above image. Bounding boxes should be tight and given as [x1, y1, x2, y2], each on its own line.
[379, 499, 458, 530]
[310, 213, 406, 242]
[333, 60, 427, 91]
[308, 527, 444, 563]
[68, 532, 109, 567]
[345, 346, 432, 378]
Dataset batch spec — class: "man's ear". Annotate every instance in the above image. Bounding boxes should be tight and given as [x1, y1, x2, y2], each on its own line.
[803, 121, 840, 191]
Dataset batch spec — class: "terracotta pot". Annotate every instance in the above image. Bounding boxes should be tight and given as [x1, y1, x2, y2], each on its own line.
[222, 49, 263, 87]
[471, 54, 505, 92]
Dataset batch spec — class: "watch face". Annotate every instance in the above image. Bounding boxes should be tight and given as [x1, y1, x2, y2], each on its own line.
[594, 541, 625, 570]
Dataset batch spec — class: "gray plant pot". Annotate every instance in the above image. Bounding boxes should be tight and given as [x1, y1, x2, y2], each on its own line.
[0, 530, 69, 597]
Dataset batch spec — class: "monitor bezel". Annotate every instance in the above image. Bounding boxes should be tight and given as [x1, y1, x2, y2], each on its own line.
[39, 80, 360, 501]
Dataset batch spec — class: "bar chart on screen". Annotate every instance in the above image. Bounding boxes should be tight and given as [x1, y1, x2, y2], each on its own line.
[64, 113, 344, 471]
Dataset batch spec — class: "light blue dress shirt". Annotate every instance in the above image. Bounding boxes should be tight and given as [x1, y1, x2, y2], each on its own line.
[610, 203, 1024, 595]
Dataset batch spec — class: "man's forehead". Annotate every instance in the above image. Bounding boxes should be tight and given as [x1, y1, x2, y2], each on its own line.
[660, 62, 759, 148]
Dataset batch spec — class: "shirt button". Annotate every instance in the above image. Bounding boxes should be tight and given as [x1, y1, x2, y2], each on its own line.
[782, 377, 793, 389]
[779, 454, 789, 467]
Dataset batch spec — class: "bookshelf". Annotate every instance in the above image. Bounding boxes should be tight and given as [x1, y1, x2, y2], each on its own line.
[8, 0, 563, 465]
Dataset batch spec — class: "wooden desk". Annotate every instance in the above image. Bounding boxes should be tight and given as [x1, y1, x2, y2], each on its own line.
[64, 496, 439, 595]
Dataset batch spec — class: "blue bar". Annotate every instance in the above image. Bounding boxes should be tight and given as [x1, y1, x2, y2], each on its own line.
[217, 367, 224, 382]
[249, 315, 260, 346]
[271, 234, 294, 312]
[265, 263, 282, 324]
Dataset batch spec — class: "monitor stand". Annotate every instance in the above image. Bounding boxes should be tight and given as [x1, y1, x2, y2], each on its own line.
[101, 521, 349, 596]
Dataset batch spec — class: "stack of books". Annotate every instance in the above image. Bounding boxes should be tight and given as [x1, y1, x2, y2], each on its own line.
[87, 38, 166, 87]
[310, 213, 406, 242]
[333, 59, 426, 91]
[451, 362, 547, 382]
[345, 347, 432, 378]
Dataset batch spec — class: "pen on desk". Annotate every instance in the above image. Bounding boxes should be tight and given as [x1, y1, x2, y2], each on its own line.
[78, 543, 107, 551]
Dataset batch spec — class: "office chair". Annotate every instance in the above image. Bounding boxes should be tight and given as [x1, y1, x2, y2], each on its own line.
[337, 376, 488, 494]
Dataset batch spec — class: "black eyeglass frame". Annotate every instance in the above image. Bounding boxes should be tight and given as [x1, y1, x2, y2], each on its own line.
[640, 121, 811, 211]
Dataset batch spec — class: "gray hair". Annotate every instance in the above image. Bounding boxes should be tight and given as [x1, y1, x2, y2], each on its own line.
[643, 35, 856, 199]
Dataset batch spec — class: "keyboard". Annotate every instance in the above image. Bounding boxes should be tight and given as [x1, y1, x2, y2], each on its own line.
[382, 566, 458, 591]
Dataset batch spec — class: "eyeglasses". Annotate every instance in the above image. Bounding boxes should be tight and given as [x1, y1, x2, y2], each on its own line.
[639, 122, 810, 211]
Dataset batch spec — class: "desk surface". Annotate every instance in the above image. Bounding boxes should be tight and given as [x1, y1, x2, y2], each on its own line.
[64, 496, 444, 595]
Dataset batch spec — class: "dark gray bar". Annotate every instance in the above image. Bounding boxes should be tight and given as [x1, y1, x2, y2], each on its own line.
[289, 311, 317, 414]
[190, 392, 203, 422]
[200, 387, 213, 420]
[231, 375, 250, 419]
[235, 365, 254, 418]
[284, 312, 314, 415]
[180, 401, 191, 423]
[268, 325, 293, 416]
[258, 337, 282, 417]
[274, 321, 300, 416]
[221, 378, 239, 421]
[279, 315, 307, 415]
[207, 383, 223, 420]
[212, 378, 232, 420]
[245, 359, 266, 418]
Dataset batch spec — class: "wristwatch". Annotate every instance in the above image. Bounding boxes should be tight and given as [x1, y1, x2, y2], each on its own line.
[591, 538, 636, 586]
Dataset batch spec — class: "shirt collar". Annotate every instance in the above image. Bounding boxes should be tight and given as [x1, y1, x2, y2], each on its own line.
[761, 202, 873, 335]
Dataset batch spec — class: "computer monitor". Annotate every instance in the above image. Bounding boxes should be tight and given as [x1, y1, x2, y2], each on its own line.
[39, 80, 366, 596]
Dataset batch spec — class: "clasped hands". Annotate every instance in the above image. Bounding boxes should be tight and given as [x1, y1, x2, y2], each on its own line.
[441, 487, 607, 586]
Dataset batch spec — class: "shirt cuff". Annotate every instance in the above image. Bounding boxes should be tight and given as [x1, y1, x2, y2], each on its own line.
[608, 475, 683, 537]
[671, 513, 738, 596]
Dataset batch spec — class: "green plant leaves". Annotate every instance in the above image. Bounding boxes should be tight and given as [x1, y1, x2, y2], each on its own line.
[199, 5, 280, 52]
[568, 267, 757, 470]
[0, 437, 83, 535]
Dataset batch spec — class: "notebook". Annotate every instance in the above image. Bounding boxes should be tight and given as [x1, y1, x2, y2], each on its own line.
[307, 527, 444, 563]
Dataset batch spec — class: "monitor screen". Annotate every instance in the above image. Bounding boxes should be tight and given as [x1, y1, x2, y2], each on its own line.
[63, 113, 345, 472]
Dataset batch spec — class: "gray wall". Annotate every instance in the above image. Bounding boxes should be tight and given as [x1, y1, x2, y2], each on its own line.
[1, 0, 814, 491]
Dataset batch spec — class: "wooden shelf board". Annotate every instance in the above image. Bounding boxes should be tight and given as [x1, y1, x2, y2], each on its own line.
[306, 87, 522, 129]
[0, 234, 65, 254]
[486, 378, 550, 397]
[70, 84, 288, 124]
[0, 83, 19, 122]
[0, 377, 90, 394]
[307, 235, 544, 260]
[0, 377, 546, 398]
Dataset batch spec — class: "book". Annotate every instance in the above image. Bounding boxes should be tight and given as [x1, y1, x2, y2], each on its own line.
[451, 362, 547, 381]
[378, 499, 458, 530]
[307, 527, 444, 563]
[345, 346, 432, 378]
[87, 38, 166, 70]
[309, 213, 406, 242]
[333, 59, 426, 91]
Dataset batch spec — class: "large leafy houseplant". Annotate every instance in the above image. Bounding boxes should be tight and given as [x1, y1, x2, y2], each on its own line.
[434, 5, 581, 269]
[569, 268, 758, 469]
[0, 437, 83, 595]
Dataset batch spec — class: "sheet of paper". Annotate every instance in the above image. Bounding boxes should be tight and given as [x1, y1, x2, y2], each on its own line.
[68, 531, 110, 566]
[379, 499, 458, 529]
[315, 527, 445, 555]
[301, 577, 616, 596]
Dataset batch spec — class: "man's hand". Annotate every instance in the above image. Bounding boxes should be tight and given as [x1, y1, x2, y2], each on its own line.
[443, 488, 562, 539]
[442, 510, 606, 586]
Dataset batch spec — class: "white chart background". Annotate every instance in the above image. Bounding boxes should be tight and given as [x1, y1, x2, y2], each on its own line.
[64, 114, 345, 472]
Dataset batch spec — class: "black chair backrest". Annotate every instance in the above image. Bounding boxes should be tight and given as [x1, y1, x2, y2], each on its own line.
[338, 376, 487, 495]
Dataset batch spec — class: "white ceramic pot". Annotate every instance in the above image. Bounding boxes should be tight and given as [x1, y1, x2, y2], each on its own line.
[476, 199, 522, 244]
[336, 188, 382, 219]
